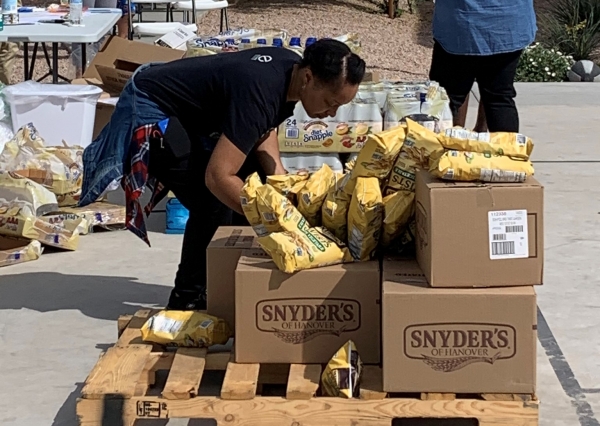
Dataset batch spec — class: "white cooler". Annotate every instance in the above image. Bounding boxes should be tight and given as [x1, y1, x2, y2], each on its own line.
[3, 81, 103, 147]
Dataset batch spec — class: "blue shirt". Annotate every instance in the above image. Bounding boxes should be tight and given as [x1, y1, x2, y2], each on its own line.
[432, 0, 537, 56]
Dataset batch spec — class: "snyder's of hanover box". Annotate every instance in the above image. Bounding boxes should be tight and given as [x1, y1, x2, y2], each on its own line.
[206, 227, 258, 331]
[382, 259, 536, 394]
[415, 171, 544, 287]
[235, 250, 380, 364]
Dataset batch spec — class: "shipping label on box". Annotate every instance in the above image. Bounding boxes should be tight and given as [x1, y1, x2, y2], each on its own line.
[235, 253, 380, 364]
[415, 170, 544, 287]
[382, 259, 537, 394]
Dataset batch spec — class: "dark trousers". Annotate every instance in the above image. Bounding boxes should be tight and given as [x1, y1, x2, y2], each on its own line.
[429, 41, 523, 133]
[148, 133, 259, 302]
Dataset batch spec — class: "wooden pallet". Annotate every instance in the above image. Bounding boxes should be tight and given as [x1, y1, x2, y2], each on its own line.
[76, 309, 540, 426]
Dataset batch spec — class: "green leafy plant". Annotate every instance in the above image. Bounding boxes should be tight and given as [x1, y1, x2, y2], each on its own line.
[515, 43, 574, 82]
[541, 0, 600, 61]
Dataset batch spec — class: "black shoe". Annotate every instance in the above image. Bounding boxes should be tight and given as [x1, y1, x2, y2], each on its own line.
[166, 290, 207, 311]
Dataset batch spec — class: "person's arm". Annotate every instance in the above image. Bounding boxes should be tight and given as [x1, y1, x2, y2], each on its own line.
[255, 130, 287, 176]
[205, 134, 247, 216]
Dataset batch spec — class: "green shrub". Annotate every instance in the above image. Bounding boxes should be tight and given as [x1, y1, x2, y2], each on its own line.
[515, 43, 574, 82]
[541, 0, 600, 61]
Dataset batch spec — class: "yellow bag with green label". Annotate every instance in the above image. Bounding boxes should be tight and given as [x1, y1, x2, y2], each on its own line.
[255, 183, 297, 233]
[266, 172, 309, 204]
[430, 150, 534, 182]
[347, 177, 383, 261]
[240, 172, 268, 236]
[380, 190, 415, 248]
[383, 118, 444, 196]
[439, 128, 534, 160]
[297, 164, 336, 227]
[322, 173, 353, 242]
[350, 125, 406, 181]
[257, 218, 353, 273]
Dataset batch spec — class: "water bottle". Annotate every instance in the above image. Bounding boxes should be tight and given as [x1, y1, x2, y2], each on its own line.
[69, 0, 83, 25]
[305, 37, 317, 47]
[288, 37, 303, 56]
[272, 38, 283, 47]
[239, 38, 253, 50]
[256, 38, 267, 46]
[1, 0, 18, 25]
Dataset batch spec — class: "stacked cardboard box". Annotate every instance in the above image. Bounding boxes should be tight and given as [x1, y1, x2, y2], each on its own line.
[382, 170, 543, 393]
[206, 167, 543, 395]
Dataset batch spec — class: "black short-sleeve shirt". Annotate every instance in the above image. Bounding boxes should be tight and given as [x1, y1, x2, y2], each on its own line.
[134, 47, 300, 155]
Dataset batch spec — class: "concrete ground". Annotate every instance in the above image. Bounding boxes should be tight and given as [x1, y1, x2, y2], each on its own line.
[0, 82, 599, 426]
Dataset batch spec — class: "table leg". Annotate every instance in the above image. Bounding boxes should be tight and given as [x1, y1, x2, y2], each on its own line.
[29, 43, 39, 79]
[81, 43, 87, 74]
[52, 43, 59, 84]
[23, 42, 29, 80]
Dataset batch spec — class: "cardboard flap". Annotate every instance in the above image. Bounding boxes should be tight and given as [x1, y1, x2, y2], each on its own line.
[83, 35, 186, 81]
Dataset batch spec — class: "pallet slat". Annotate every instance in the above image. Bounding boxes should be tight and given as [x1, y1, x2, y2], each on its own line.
[286, 364, 321, 400]
[116, 309, 154, 346]
[162, 348, 207, 400]
[421, 392, 456, 400]
[82, 344, 152, 399]
[221, 362, 260, 400]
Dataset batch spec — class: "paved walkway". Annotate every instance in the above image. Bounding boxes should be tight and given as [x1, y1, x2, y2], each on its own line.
[0, 83, 599, 426]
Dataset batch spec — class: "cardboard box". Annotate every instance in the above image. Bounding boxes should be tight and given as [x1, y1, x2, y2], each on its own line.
[92, 98, 117, 140]
[382, 259, 536, 393]
[206, 227, 258, 330]
[415, 171, 544, 287]
[235, 251, 381, 364]
[73, 36, 186, 96]
[155, 26, 196, 50]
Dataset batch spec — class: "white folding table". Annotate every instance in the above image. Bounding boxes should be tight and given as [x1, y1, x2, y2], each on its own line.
[0, 9, 121, 83]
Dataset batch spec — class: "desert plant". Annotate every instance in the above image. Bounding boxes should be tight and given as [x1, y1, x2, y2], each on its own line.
[541, 0, 600, 61]
[515, 43, 574, 82]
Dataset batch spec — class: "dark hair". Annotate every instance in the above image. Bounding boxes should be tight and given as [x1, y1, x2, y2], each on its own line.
[299, 39, 366, 87]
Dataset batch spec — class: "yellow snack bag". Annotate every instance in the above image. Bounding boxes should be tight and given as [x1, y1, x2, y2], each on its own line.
[322, 174, 353, 242]
[347, 177, 383, 261]
[240, 173, 268, 236]
[257, 224, 353, 273]
[321, 340, 363, 398]
[380, 190, 415, 248]
[350, 124, 406, 180]
[383, 118, 444, 195]
[256, 183, 297, 233]
[266, 172, 309, 204]
[431, 150, 535, 182]
[297, 164, 335, 227]
[439, 128, 534, 160]
[141, 310, 232, 347]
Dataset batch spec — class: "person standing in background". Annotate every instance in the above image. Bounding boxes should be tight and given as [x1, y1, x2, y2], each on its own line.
[83, 0, 133, 37]
[429, 0, 537, 132]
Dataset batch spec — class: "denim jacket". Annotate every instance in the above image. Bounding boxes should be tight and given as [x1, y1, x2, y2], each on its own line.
[433, 0, 537, 56]
[79, 63, 167, 207]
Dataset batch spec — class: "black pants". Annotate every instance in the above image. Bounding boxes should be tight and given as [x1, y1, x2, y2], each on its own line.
[148, 130, 260, 302]
[429, 41, 523, 132]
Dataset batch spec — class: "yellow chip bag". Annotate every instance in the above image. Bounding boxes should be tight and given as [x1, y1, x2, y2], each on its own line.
[255, 183, 297, 233]
[321, 340, 363, 398]
[141, 310, 232, 347]
[347, 177, 383, 261]
[440, 128, 534, 160]
[350, 124, 406, 180]
[383, 118, 444, 195]
[297, 164, 336, 227]
[380, 190, 415, 248]
[322, 174, 353, 242]
[258, 225, 353, 273]
[240, 173, 268, 236]
[431, 150, 535, 182]
[266, 172, 309, 203]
